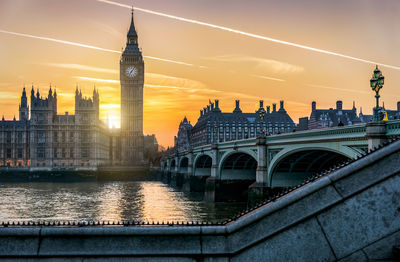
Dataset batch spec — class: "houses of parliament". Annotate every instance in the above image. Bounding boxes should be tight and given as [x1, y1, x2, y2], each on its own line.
[0, 11, 149, 169]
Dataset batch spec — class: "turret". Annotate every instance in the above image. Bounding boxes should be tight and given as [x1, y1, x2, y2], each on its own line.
[278, 100, 286, 113]
[312, 101, 316, 112]
[336, 100, 343, 111]
[233, 100, 242, 113]
[214, 99, 221, 113]
[19, 87, 29, 121]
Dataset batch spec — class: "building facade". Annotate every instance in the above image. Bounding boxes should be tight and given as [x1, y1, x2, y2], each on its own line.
[1, 86, 110, 170]
[296, 100, 400, 131]
[308, 101, 361, 129]
[0, 89, 30, 167]
[120, 10, 145, 165]
[183, 99, 296, 149]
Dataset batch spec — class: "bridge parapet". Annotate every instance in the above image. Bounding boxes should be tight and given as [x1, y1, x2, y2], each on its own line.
[385, 120, 400, 136]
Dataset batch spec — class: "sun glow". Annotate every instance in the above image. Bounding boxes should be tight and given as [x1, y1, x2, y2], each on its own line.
[107, 114, 120, 129]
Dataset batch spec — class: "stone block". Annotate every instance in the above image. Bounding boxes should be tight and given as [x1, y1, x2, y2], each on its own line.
[201, 235, 229, 254]
[38, 234, 201, 256]
[83, 257, 195, 262]
[228, 184, 341, 253]
[337, 250, 367, 262]
[332, 151, 400, 198]
[363, 229, 400, 261]
[5, 258, 83, 262]
[231, 218, 335, 262]
[0, 228, 40, 256]
[202, 257, 229, 262]
[317, 175, 400, 259]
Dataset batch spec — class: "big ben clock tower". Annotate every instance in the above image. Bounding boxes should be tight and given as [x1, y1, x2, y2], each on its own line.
[120, 9, 144, 165]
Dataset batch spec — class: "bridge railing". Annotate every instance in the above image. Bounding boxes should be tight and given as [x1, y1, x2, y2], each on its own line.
[175, 121, 400, 155]
[266, 124, 367, 144]
[386, 120, 400, 136]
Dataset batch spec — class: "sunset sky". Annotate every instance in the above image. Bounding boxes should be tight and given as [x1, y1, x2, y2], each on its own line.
[0, 0, 399, 147]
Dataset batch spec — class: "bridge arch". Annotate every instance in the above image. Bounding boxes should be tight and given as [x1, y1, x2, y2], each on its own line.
[219, 151, 257, 180]
[193, 154, 212, 176]
[169, 158, 177, 171]
[178, 157, 189, 173]
[268, 146, 353, 187]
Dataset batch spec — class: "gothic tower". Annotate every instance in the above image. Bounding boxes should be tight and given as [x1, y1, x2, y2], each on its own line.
[19, 87, 29, 121]
[120, 9, 144, 165]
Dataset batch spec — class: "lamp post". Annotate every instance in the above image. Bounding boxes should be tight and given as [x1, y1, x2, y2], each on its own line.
[370, 66, 385, 122]
[259, 110, 266, 137]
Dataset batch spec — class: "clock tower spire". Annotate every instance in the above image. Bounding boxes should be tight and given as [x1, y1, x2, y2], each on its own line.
[120, 9, 144, 165]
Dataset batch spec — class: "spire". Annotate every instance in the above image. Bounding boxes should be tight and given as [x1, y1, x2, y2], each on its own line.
[127, 7, 138, 41]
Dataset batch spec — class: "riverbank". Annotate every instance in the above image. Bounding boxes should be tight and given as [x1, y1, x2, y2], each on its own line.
[0, 166, 156, 182]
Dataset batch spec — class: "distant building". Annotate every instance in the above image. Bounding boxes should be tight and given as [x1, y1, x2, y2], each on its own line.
[296, 117, 309, 131]
[0, 86, 110, 169]
[187, 99, 296, 149]
[174, 117, 193, 152]
[144, 134, 159, 165]
[308, 101, 362, 129]
[0, 11, 159, 169]
[358, 108, 373, 123]
[382, 102, 400, 120]
[0, 88, 30, 167]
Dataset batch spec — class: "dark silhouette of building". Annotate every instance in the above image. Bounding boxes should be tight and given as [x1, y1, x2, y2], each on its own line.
[187, 99, 296, 148]
[308, 101, 361, 129]
[174, 117, 193, 152]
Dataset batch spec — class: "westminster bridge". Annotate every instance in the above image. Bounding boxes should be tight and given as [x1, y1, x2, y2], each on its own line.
[161, 120, 400, 203]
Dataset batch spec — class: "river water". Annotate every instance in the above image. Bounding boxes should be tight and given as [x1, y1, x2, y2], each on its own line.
[0, 181, 246, 223]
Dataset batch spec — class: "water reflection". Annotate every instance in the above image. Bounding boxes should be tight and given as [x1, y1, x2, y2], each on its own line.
[0, 181, 245, 222]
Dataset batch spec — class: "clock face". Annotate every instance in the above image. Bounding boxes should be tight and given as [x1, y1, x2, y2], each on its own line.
[125, 66, 138, 78]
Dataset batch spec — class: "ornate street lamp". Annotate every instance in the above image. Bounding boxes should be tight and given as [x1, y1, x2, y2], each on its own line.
[258, 110, 266, 137]
[370, 66, 385, 122]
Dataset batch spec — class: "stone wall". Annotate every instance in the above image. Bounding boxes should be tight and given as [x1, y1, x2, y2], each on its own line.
[1, 139, 400, 261]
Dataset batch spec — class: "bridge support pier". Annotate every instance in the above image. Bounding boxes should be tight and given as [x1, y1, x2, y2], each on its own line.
[183, 151, 193, 192]
[204, 144, 219, 202]
[366, 122, 387, 152]
[248, 137, 272, 206]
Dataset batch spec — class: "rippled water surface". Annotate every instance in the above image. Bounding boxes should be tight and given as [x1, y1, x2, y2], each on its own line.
[0, 181, 246, 222]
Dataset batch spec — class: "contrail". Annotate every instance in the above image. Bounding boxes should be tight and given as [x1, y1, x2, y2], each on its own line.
[0, 29, 121, 54]
[98, 0, 400, 71]
[0, 29, 199, 68]
[250, 74, 285, 82]
[75, 76, 119, 83]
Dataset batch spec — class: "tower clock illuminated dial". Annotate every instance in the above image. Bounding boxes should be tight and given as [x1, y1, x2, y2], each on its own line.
[125, 66, 138, 78]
